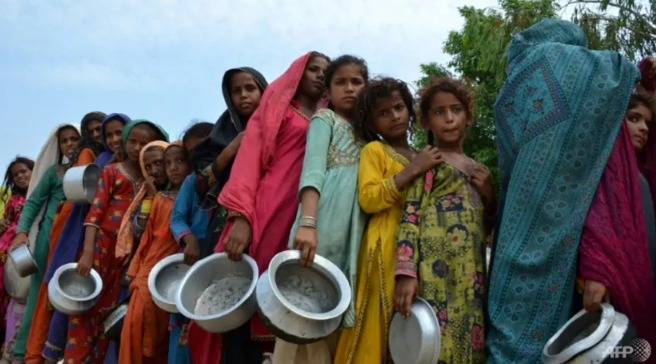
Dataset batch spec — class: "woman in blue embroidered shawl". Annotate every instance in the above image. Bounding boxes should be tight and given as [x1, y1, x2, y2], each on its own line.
[486, 19, 640, 364]
[41, 113, 131, 364]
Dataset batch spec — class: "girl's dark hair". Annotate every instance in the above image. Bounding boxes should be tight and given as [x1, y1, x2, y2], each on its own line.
[325, 55, 369, 88]
[628, 91, 655, 125]
[1, 156, 35, 203]
[354, 77, 416, 142]
[182, 122, 213, 146]
[324, 55, 369, 112]
[309, 51, 330, 64]
[419, 77, 474, 145]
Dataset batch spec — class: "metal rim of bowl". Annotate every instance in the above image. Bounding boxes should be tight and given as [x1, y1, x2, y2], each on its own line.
[104, 303, 129, 334]
[541, 303, 615, 364]
[148, 253, 185, 307]
[9, 244, 38, 274]
[389, 297, 441, 364]
[267, 250, 351, 321]
[53, 263, 103, 302]
[174, 252, 258, 320]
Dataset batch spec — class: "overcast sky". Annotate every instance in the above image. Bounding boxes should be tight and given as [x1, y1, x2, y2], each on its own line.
[0, 0, 498, 171]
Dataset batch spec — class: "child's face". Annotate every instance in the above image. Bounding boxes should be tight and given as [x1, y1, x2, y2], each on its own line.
[11, 163, 31, 190]
[329, 64, 366, 115]
[230, 72, 262, 119]
[298, 56, 329, 101]
[625, 103, 651, 151]
[372, 91, 410, 141]
[104, 119, 124, 153]
[59, 128, 82, 159]
[423, 92, 470, 145]
[164, 146, 190, 187]
[125, 125, 157, 162]
[142, 147, 167, 186]
[87, 120, 102, 143]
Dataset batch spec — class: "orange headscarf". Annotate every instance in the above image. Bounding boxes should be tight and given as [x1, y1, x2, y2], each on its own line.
[115, 140, 170, 258]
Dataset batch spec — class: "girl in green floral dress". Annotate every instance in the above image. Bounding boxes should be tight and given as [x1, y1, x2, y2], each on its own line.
[394, 78, 496, 364]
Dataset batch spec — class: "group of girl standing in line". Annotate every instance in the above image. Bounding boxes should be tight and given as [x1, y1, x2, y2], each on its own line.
[0, 19, 653, 364]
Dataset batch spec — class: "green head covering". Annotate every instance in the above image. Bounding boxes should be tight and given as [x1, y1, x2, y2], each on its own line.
[121, 119, 170, 153]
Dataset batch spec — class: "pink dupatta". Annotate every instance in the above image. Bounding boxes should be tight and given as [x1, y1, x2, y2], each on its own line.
[578, 123, 656, 351]
[188, 52, 314, 364]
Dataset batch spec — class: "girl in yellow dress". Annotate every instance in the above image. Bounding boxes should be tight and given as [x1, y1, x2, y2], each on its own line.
[334, 78, 444, 363]
[394, 78, 495, 364]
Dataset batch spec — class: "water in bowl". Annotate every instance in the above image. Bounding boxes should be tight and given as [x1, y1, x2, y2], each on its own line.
[194, 274, 251, 316]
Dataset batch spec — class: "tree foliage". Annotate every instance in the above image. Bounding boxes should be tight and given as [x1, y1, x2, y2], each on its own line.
[414, 0, 653, 191]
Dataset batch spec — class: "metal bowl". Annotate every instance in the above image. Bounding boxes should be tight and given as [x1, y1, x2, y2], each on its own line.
[542, 303, 636, 363]
[103, 298, 130, 341]
[389, 297, 441, 364]
[175, 253, 258, 333]
[47, 263, 103, 315]
[148, 253, 189, 314]
[62, 164, 101, 204]
[3, 256, 30, 301]
[256, 250, 351, 344]
[8, 244, 38, 277]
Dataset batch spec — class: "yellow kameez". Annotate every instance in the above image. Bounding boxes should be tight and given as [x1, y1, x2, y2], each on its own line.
[334, 141, 409, 364]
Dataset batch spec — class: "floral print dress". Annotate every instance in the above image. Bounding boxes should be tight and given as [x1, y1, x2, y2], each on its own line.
[395, 162, 487, 364]
[64, 164, 139, 364]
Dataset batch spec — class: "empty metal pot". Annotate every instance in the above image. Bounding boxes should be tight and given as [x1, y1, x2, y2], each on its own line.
[63, 164, 102, 204]
[47, 263, 103, 315]
[389, 297, 441, 364]
[103, 297, 130, 341]
[8, 244, 38, 277]
[175, 253, 258, 333]
[3, 256, 30, 301]
[542, 303, 637, 364]
[256, 250, 351, 344]
[148, 253, 190, 314]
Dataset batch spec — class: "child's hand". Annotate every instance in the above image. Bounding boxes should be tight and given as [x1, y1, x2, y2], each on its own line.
[293, 226, 318, 267]
[410, 146, 443, 177]
[143, 176, 158, 198]
[470, 163, 493, 204]
[394, 276, 418, 318]
[224, 217, 252, 261]
[183, 234, 201, 266]
[77, 251, 94, 276]
[9, 232, 29, 252]
[584, 280, 610, 312]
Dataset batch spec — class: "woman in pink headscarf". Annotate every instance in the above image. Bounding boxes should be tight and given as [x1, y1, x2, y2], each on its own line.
[578, 57, 656, 355]
[188, 52, 330, 364]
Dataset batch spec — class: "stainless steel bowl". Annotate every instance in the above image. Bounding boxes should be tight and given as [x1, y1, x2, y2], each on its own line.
[62, 164, 102, 204]
[47, 263, 103, 315]
[3, 256, 30, 301]
[8, 244, 38, 277]
[103, 299, 129, 341]
[542, 303, 636, 364]
[389, 297, 441, 364]
[175, 253, 258, 333]
[256, 250, 351, 344]
[148, 253, 189, 314]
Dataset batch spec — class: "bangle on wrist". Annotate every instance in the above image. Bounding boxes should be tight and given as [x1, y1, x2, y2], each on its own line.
[227, 211, 245, 220]
[299, 216, 317, 229]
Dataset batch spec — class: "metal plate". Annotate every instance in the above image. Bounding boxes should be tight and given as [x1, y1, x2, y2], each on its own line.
[389, 297, 441, 364]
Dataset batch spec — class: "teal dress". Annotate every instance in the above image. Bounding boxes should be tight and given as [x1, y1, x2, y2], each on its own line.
[12, 164, 67, 358]
[289, 109, 366, 327]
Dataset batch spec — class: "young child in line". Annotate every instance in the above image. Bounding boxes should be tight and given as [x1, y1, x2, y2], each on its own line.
[394, 78, 494, 364]
[334, 77, 442, 363]
[0, 157, 34, 356]
[65, 120, 168, 364]
[119, 141, 192, 364]
[286, 55, 369, 364]
[168, 122, 212, 364]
